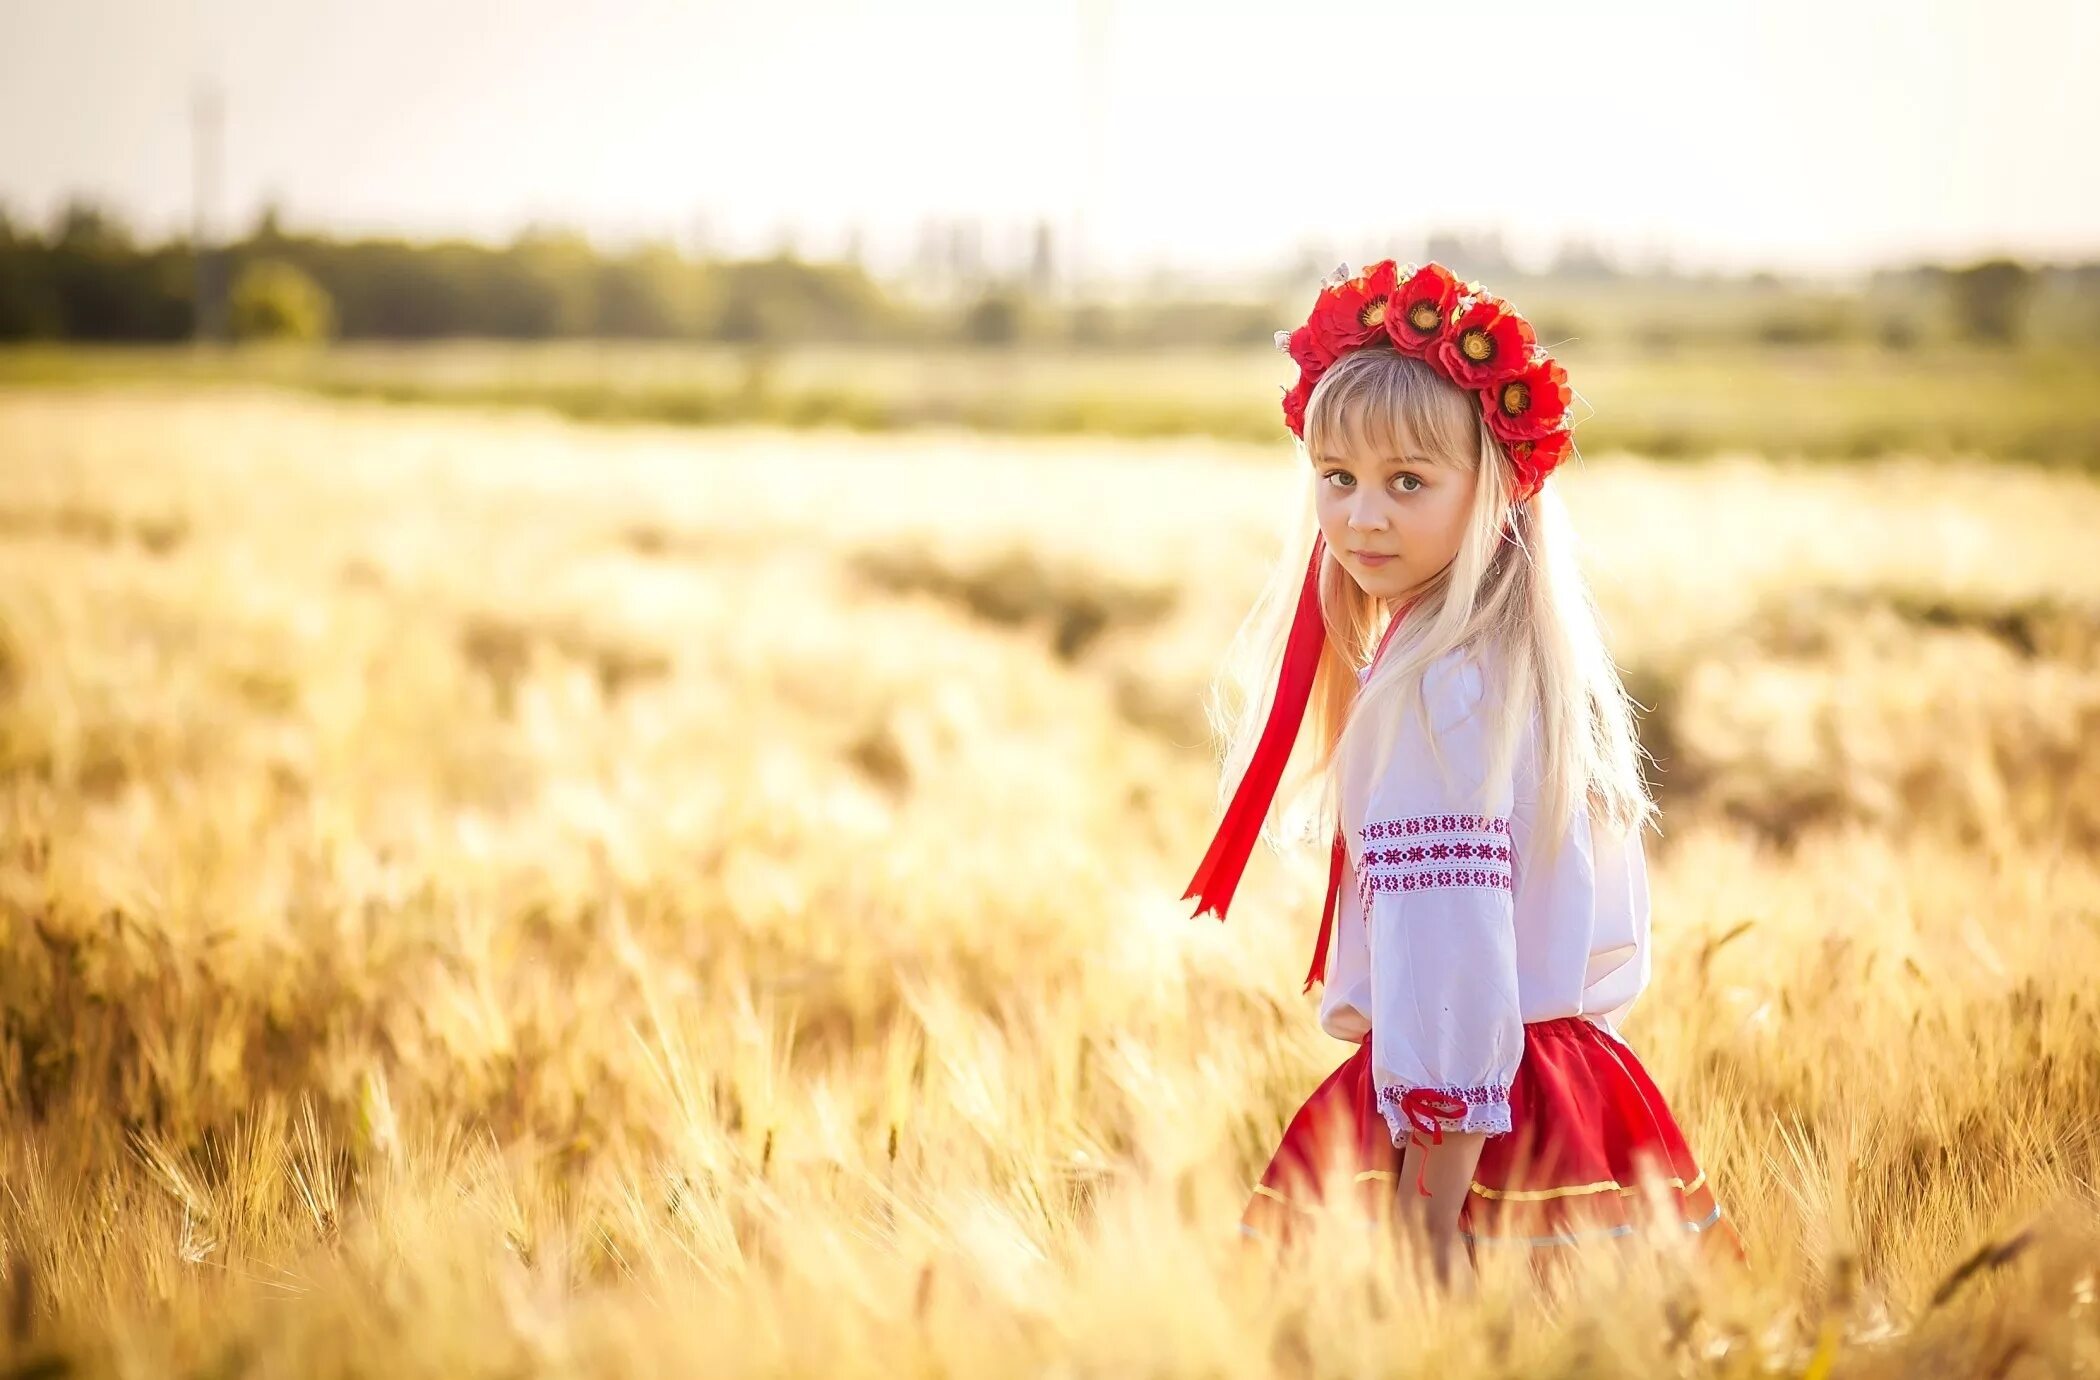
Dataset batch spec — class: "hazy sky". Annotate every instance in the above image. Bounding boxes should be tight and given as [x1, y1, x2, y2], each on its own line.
[2, 0, 2094, 281]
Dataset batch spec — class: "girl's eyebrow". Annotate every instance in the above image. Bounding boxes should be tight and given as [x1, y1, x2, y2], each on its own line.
[1316, 453, 1439, 468]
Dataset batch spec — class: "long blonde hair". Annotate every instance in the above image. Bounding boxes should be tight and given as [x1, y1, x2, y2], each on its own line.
[1199, 346, 1655, 872]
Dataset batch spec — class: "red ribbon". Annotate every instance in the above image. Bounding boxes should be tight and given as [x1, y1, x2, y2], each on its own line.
[1183, 536, 1426, 1001]
[1397, 1089, 1470, 1198]
[1301, 825, 1348, 994]
[1181, 533, 1330, 924]
[1299, 593, 1417, 992]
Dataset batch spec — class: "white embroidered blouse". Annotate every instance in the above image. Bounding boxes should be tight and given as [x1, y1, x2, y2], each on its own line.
[1317, 646, 1652, 1149]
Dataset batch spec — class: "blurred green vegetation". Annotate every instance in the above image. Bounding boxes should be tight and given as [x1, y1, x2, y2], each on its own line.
[4, 197, 2099, 466]
[227, 258, 336, 342]
[7, 196, 2098, 350]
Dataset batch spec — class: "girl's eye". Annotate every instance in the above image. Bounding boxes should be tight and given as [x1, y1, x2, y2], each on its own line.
[1323, 471, 1354, 489]
[1395, 474, 1423, 493]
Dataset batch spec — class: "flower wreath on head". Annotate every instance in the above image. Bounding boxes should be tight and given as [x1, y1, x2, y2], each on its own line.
[1179, 259, 1581, 996]
[1275, 259, 1574, 503]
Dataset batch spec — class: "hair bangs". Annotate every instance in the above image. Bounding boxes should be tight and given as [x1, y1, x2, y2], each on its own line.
[1303, 348, 1482, 472]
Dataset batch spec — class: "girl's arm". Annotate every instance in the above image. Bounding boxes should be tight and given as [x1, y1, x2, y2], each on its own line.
[1359, 652, 1524, 1275]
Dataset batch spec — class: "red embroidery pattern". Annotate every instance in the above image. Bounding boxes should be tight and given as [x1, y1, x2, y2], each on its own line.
[1362, 841, 1513, 866]
[1356, 814, 1514, 902]
[1363, 869, 1510, 894]
[1362, 814, 1509, 840]
[1379, 1081, 1507, 1106]
[1377, 1082, 1513, 1135]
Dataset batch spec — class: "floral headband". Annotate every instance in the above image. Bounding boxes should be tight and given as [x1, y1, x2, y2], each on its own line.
[1275, 259, 1574, 502]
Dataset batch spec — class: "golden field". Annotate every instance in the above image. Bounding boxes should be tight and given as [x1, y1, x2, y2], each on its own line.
[3, 383, 2100, 1377]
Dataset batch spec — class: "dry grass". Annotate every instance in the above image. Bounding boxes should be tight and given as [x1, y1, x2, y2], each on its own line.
[2, 386, 2099, 1377]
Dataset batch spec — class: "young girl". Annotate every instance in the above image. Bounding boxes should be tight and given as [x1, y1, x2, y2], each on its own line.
[1184, 260, 1745, 1287]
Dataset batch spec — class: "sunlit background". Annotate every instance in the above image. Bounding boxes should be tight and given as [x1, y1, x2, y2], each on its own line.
[4, 2, 2100, 1377]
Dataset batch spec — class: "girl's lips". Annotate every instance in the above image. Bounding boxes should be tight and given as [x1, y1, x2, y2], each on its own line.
[1352, 551, 1396, 566]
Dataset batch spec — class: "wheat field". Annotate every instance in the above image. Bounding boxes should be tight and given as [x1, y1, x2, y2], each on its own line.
[3, 384, 2100, 1377]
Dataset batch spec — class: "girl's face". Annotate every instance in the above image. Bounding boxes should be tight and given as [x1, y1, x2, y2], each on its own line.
[1312, 414, 1480, 605]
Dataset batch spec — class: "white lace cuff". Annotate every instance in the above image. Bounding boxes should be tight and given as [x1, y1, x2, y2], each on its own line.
[1376, 1082, 1514, 1145]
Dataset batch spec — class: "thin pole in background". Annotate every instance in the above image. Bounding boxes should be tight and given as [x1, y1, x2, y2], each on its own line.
[191, 79, 224, 343]
[1073, 0, 1111, 304]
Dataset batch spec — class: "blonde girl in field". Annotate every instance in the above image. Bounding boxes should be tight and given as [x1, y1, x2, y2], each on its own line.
[1183, 259, 1745, 1290]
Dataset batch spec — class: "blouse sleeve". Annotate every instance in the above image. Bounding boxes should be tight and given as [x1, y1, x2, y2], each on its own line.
[1358, 653, 1523, 1145]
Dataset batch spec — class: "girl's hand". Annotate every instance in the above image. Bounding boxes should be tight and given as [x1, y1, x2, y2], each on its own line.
[1395, 1129, 1488, 1292]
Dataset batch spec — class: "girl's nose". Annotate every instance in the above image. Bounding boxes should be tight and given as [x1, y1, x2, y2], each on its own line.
[1348, 494, 1388, 530]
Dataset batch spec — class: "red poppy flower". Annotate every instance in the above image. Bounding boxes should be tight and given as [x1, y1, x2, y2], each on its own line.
[1281, 372, 1314, 437]
[1481, 353, 1571, 443]
[1433, 295, 1537, 391]
[1309, 260, 1400, 358]
[1384, 262, 1461, 358]
[1504, 428, 1571, 499]
[1284, 323, 1330, 381]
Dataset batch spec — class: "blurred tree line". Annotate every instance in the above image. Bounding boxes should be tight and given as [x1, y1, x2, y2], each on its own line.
[1, 198, 2093, 351]
[0, 201, 924, 345]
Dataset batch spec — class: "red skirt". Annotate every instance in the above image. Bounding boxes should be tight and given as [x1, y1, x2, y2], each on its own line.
[1240, 1015, 1745, 1266]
